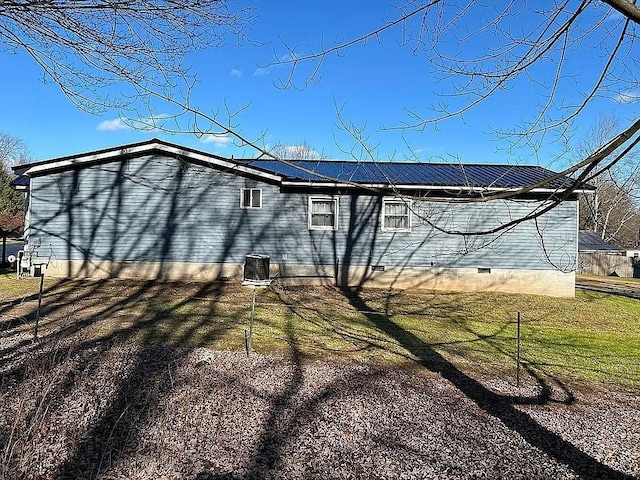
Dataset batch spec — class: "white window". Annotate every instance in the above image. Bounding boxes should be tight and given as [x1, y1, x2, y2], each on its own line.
[240, 188, 262, 209]
[309, 196, 338, 230]
[382, 198, 411, 232]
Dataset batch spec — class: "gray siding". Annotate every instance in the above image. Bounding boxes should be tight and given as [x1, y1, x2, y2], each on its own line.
[26, 154, 577, 274]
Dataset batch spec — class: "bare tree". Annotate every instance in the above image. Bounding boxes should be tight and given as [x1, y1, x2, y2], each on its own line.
[0, 133, 29, 264]
[274, 2, 639, 131]
[0, 133, 30, 169]
[268, 141, 323, 160]
[577, 114, 640, 247]
[0, 1, 249, 114]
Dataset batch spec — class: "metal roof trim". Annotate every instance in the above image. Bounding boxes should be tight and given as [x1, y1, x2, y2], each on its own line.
[281, 180, 593, 194]
[20, 140, 283, 183]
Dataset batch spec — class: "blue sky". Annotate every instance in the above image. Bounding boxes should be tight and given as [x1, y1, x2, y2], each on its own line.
[0, 0, 638, 166]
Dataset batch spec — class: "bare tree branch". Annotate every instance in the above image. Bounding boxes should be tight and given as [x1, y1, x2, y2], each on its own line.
[272, 1, 640, 156]
[602, 0, 640, 23]
[0, 1, 250, 114]
[4, 0, 639, 241]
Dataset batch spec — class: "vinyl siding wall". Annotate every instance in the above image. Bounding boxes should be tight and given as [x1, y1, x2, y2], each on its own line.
[26, 154, 578, 278]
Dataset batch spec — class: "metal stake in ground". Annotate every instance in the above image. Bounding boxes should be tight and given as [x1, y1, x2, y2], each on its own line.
[516, 311, 521, 388]
[246, 286, 257, 356]
[34, 273, 45, 339]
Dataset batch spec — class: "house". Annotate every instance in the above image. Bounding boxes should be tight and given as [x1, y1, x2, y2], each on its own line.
[12, 139, 592, 297]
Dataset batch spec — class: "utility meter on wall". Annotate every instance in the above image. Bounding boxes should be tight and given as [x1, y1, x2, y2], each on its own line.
[14, 245, 50, 279]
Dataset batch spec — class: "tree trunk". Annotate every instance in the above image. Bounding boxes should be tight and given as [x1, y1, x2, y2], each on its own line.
[1, 234, 6, 267]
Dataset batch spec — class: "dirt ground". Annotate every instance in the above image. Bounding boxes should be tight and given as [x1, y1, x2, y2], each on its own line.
[1, 339, 638, 479]
[0, 278, 638, 479]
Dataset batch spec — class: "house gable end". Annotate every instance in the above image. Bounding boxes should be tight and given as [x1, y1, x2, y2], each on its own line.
[14, 139, 282, 188]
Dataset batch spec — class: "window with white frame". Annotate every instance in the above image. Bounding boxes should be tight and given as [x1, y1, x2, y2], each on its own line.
[240, 188, 262, 209]
[308, 196, 338, 230]
[382, 198, 411, 232]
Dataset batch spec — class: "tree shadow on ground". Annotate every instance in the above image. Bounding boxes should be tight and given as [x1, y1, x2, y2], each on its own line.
[340, 286, 632, 480]
[1, 279, 637, 479]
[0, 278, 250, 478]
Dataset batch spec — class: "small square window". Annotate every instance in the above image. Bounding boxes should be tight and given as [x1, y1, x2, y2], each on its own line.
[240, 188, 262, 209]
[382, 198, 411, 232]
[309, 196, 338, 230]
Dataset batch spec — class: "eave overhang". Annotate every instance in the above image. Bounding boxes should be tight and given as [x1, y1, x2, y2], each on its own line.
[280, 180, 594, 195]
[17, 139, 282, 183]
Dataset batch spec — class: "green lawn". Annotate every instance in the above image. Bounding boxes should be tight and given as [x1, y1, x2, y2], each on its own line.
[1, 271, 639, 387]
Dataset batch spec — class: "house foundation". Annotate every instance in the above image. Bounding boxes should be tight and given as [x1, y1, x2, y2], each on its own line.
[43, 259, 575, 297]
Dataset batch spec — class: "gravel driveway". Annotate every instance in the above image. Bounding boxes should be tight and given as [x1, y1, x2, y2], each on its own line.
[577, 277, 640, 300]
[1, 339, 637, 480]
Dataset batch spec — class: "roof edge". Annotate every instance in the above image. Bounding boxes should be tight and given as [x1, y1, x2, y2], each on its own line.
[12, 139, 595, 194]
[14, 138, 282, 184]
[281, 180, 593, 194]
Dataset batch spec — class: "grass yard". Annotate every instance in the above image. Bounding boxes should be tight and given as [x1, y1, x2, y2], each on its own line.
[1, 270, 639, 388]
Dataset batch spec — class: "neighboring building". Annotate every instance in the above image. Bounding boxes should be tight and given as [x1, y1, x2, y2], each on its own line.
[578, 230, 625, 255]
[577, 230, 637, 277]
[12, 139, 592, 296]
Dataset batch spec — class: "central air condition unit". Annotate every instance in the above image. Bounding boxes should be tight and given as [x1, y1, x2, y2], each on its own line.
[243, 254, 271, 285]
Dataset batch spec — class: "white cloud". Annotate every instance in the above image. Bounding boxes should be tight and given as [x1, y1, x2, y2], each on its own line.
[278, 53, 295, 63]
[613, 91, 640, 104]
[253, 66, 271, 76]
[605, 9, 624, 23]
[411, 146, 445, 155]
[230, 69, 242, 77]
[200, 134, 231, 146]
[97, 114, 172, 132]
[97, 118, 129, 131]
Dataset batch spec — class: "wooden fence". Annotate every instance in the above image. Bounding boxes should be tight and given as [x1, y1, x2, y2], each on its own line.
[578, 253, 640, 278]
